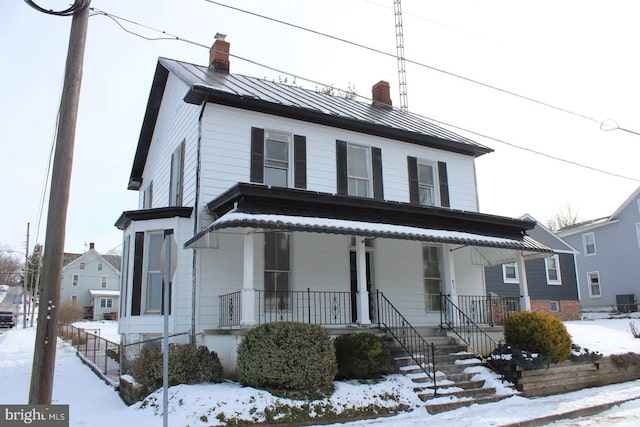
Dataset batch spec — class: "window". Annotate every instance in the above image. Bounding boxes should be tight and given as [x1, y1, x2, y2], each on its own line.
[502, 263, 519, 283]
[264, 232, 290, 311]
[72, 274, 79, 287]
[100, 298, 113, 308]
[101, 276, 107, 288]
[143, 181, 153, 209]
[545, 255, 562, 285]
[636, 223, 640, 248]
[583, 232, 597, 256]
[550, 301, 560, 312]
[80, 262, 85, 270]
[144, 231, 164, 313]
[347, 143, 371, 197]
[407, 157, 450, 208]
[587, 271, 602, 298]
[637, 198, 640, 213]
[97, 263, 103, 271]
[423, 246, 442, 311]
[250, 128, 306, 189]
[264, 132, 289, 187]
[71, 295, 78, 302]
[169, 141, 185, 206]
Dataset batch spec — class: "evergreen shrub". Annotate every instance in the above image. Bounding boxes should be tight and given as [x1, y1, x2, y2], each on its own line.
[130, 344, 223, 397]
[236, 322, 337, 398]
[334, 333, 393, 379]
[504, 311, 572, 362]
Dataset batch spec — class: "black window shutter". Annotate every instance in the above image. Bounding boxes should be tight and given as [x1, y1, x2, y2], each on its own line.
[131, 232, 144, 316]
[250, 127, 264, 183]
[293, 135, 307, 189]
[407, 156, 419, 204]
[372, 147, 384, 200]
[438, 161, 450, 208]
[336, 140, 347, 195]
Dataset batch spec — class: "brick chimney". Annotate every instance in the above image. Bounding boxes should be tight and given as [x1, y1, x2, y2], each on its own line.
[372, 81, 392, 108]
[89, 242, 95, 250]
[209, 33, 230, 73]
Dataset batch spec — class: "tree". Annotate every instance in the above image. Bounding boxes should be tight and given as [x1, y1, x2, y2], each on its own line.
[546, 205, 580, 232]
[0, 249, 22, 286]
[24, 244, 43, 296]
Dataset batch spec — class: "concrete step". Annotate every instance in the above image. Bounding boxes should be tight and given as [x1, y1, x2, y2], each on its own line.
[419, 386, 496, 402]
[424, 393, 516, 415]
[415, 379, 486, 392]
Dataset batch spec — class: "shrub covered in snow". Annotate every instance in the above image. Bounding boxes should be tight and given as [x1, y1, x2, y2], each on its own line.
[334, 333, 393, 379]
[237, 322, 337, 398]
[504, 311, 572, 362]
[131, 344, 223, 397]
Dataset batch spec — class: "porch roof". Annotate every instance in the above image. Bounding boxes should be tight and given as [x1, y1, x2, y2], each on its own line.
[186, 211, 552, 261]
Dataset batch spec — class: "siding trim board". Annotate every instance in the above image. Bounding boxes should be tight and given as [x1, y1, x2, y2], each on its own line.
[115, 207, 193, 231]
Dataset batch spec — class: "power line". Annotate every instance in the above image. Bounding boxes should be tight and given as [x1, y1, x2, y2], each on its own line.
[91, 8, 639, 183]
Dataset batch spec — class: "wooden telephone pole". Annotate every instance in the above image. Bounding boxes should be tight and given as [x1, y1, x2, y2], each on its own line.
[28, 0, 91, 404]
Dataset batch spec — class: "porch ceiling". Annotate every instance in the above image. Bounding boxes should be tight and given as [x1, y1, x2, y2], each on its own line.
[185, 211, 552, 260]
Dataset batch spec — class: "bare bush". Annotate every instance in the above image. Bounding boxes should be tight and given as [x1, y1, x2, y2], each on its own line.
[58, 300, 85, 324]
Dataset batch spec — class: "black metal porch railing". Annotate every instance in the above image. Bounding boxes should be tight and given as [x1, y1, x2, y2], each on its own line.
[218, 289, 353, 327]
[373, 291, 437, 396]
[440, 295, 503, 376]
[219, 291, 241, 327]
[456, 295, 520, 326]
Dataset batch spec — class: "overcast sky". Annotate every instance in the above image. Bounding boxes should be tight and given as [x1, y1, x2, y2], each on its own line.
[1, 0, 639, 256]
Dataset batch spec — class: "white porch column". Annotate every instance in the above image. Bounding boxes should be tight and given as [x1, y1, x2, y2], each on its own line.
[355, 236, 371, 325]
[517, 251, 531, 311]
[241, 232, 257, 327]
[443, 245, 458, 302]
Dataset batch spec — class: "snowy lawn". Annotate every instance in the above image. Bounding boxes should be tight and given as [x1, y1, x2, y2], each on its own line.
[1, 313, 640, 425]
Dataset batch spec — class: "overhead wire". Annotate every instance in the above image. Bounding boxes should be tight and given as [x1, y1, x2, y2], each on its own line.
[24, 0, 90, 16]
[90, 8, 640, 183]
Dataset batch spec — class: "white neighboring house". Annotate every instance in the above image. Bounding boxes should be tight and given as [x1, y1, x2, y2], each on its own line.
[116, 37, 551, 372]
[60, 243, 121, 320]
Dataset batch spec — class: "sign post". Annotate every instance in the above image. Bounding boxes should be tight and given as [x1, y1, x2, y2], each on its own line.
[160, 230, 177, 427]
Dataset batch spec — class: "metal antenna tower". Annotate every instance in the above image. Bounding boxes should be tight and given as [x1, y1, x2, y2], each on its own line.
[394, 0, 408, 111]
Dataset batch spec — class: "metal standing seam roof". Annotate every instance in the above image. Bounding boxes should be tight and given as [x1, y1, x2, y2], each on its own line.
[159, 58, 492, 154]
[185, 211, 552, 254]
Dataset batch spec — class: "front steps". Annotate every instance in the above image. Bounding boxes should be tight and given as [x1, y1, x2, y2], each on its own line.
[388, 330, 518, 414]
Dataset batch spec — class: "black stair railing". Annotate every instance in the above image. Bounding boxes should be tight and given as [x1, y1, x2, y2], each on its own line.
[374, 291, 438, 396]
[440, 295, 504, 377]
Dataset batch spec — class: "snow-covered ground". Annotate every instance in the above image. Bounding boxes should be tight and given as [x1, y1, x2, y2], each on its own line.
[1, 312, 640, 426]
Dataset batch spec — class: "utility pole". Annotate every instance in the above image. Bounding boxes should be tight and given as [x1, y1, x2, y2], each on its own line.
[28, 0, 90, 404]
[23, 223, 30, 329]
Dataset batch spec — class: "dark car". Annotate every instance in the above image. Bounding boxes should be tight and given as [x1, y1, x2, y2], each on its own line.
[0, 311, 15, 328]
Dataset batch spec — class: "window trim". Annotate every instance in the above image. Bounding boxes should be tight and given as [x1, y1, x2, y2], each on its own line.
[263, 131, 292, 188]
[169, 140, 185, 206]
[636, 223, 640, 249]
[544, 255, 562, 285]
[550, 300, 560, 312]
[79, 262, 85, 270]
[417, 160, 438, 206]
[583, 232, 597, 256]
[100, 298, 113, 309]
[346, 142, 373, 198]
[587, 271, 602, 298]
[502, 262, 519, 284]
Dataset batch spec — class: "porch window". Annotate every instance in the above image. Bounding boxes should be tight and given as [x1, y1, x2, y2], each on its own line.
[144, 231, 164, 313]
[169, 140, 185, 206]
[264, 232, 290, 311]
[587, 271, 602, 298]
[100, 298, 113, 308]
[544, 255, 562, 285]
[502, 263, 519, 283]
[423, 245, 442, 311]
[583, 232, 596, 256]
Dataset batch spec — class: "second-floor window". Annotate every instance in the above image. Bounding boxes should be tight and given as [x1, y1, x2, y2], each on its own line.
[407, 157, 450, 207]
[583, 232, 596, 256]
[72, 274, 79, 287]
[250, 127, 306, 189]
[169, 140, 185, 206]
[97, 263, 103, 271]
[143, 181, 153, 209]
[336, 140, 383, 200]
[101, 276, 108, 288]
[80, 262, 85, 270]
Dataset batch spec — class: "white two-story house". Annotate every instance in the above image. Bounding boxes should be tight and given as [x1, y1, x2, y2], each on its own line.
[116, 37, 550, 371]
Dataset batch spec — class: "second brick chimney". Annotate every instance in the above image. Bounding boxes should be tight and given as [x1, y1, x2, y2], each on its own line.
[209, 33, 230, 73]
[372, 81, 392, 108]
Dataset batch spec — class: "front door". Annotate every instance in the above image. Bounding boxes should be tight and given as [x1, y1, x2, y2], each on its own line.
[350, 251, 373, 323]
[423, 245, 443, 312]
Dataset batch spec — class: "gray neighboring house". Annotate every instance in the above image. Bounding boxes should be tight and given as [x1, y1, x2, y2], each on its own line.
[60, 243, 122, 320]
[558, 186, 640, 312]
[485, 215, 581, 321]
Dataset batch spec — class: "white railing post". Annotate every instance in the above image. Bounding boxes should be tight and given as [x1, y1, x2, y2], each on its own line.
[241, 232, 256, 327]
[355, 237, 371, 325]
